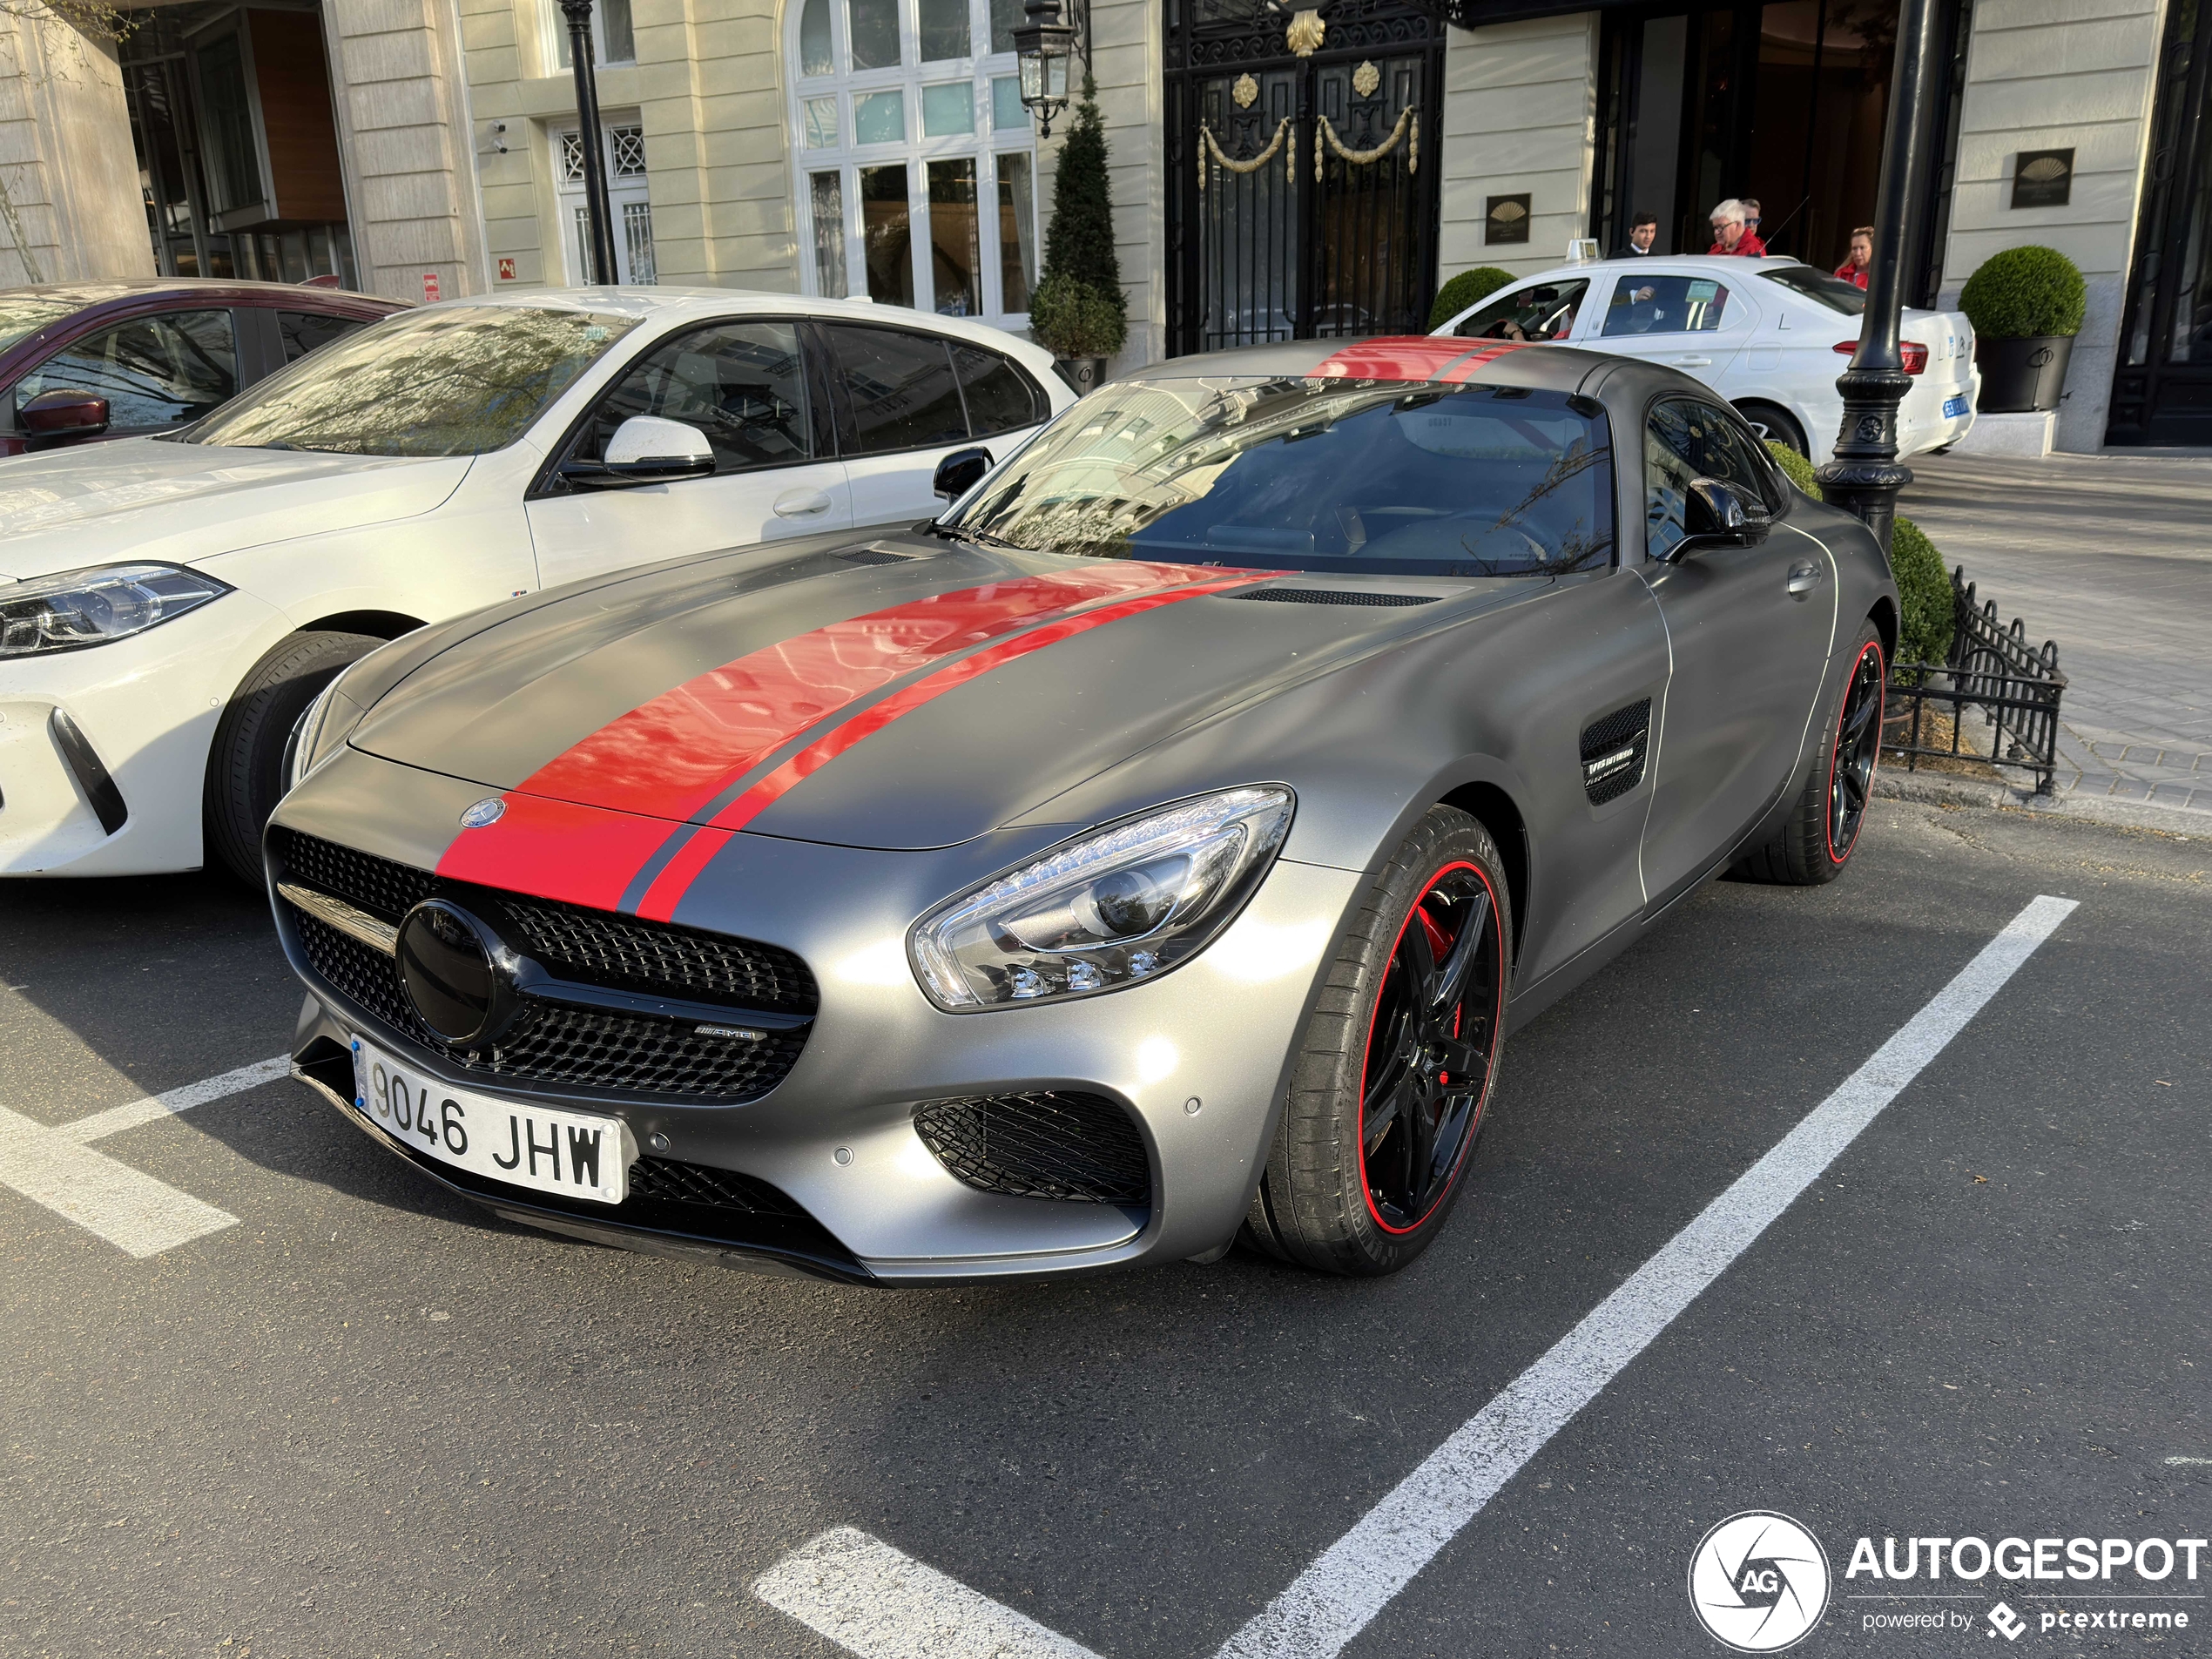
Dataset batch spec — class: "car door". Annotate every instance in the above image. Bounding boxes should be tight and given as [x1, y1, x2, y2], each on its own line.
[524, 317, 853, 588]
[11, 307, 239, 445]
[1442, 277, 1590, 344]
[819, 322, 1051, 528]
[1635, 395, 1835, 901]
[1589, 271, 1753, 387]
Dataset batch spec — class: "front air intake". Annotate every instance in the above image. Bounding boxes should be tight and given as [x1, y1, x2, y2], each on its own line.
[913, 1091, 1150, 1207]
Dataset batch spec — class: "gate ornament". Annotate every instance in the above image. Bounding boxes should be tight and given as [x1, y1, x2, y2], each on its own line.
[1232, 72, 1259, 108]
[1199, 117, 1297, 189]
[1316, 105, 1417, 177]
[1285, 8, 1325, 55]
[1352, 60, 1380, 98]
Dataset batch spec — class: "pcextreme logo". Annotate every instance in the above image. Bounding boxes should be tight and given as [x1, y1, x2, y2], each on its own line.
[1689, 1511, 1833, 1652]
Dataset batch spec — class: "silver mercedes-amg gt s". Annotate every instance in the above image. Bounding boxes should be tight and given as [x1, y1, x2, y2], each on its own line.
[267, 336, 1898, 1283]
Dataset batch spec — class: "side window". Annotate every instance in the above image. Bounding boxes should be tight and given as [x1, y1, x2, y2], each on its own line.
[17, 310, 237, 429]
[1602, 275, 1731, 338]
[825, 324, 968, 453]
[278, 311, 368, 363]
[951, 343, 1043, 436]
[1644, 398, 1775, 558]
[1450, 278, 1588, 342]
[574, 320, 811, 472]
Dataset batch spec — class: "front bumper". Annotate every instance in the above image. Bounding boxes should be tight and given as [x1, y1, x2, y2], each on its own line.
[273, 749, 1361, 1283]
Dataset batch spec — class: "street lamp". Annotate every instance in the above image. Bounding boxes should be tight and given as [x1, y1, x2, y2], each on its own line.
[1013, 0, 1081, 138]
[559, 0, 619, 285]
[1815, 0, 1944, 554]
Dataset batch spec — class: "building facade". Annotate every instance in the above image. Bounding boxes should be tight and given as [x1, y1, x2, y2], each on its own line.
[5, 0, 2207, 450]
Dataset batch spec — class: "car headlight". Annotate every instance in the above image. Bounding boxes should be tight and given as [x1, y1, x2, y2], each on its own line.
[0, 563, 231, 658]
[283, 673, 368, 792]
[908, 785, 1295, 1011]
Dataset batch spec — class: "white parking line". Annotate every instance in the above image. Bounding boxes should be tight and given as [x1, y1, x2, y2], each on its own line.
[0, 1055, 287, 1257]
[748, 895, 2077, 1659]
[755, 1527, 1103, 1659]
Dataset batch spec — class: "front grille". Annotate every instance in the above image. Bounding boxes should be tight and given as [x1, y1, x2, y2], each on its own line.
[626, 1155, 811, 1217]
[500, 900, 814, 1014]
[913, 1091, 1150, 1207]
[283, 831, 435, 922]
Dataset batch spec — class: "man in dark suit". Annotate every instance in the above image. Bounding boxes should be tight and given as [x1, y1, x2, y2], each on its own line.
[1621, 212, 1659, 257]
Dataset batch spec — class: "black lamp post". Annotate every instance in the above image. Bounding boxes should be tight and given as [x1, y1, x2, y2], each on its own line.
[560, 0, 619, 285]
[1814, 0, 1944, 554]
[1013, 0, 1080, 138]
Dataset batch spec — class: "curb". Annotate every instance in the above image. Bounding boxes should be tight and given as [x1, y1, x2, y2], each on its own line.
[1875, 770, 2208, 836]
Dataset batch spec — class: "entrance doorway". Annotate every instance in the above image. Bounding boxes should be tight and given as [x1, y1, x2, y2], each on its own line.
[2108, 0, 2212, 445]
[1163, 0, 1445, 355]
[1591, 0, 1966, 299]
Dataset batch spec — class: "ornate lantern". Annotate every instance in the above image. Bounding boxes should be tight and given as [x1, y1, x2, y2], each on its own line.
[1014, 0, 1080, 138]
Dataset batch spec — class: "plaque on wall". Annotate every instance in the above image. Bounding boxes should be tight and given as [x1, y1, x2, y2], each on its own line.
[1485, 193, 1531, 245]
[2011, 149, 2074, 209]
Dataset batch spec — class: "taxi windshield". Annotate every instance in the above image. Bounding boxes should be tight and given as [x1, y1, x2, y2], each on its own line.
[941, 375, 1615, 577]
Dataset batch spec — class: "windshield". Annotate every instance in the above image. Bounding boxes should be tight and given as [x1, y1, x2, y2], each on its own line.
[0, 297, 79, 354]
[1758, 265, 1868, 316]
[943, 376, 1615, 577]
[178, 305, 641, 456]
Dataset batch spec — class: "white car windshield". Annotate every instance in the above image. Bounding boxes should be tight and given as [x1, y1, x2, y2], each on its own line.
[941, 375, 1615, 577]
[176, 305, 642, 456]
[1757, 265, 1868, 316]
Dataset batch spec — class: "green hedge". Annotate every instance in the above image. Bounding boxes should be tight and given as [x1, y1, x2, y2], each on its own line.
[1958, 245, 2087, 340]
[1427, 266, 1517, 330]
[1766, 439, 1953, 666]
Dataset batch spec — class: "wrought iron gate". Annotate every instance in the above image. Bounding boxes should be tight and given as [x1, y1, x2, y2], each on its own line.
[1164, 0, 1446, 357]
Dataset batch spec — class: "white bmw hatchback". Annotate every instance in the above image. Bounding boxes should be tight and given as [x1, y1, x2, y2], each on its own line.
[1431, 255, 1977, 462]
[0, 288, 1071, 881]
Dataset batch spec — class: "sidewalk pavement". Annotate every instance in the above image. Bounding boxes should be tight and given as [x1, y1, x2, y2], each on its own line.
[1895, 448, 2212, 822]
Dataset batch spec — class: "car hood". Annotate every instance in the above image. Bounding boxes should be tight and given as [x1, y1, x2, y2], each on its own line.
[349, 530, 1538, 853]
[0, 439, 473, 581]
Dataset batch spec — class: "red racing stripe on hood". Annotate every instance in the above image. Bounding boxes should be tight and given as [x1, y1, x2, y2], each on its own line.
[629, 573, 1267, 921]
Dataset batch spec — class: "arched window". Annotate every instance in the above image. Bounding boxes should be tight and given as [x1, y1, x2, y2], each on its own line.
[788, 0, 1038, 329]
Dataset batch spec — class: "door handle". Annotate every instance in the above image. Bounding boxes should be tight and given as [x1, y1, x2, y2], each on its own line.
[772, 487, 833, 517]
[1672, 355, 1714, 367]
[1787, 561, 1824, 597]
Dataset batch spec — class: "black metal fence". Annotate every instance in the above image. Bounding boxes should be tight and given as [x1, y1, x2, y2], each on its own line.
[1884, 566, 2067, 794]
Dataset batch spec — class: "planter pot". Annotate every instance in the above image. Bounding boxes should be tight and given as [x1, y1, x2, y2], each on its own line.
[1973, 333, 2074, 413]
[1055, 356, 1109, 395]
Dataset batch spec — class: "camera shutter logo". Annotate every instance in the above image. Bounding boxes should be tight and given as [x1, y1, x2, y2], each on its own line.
[1688, 1511, 1831, 1651]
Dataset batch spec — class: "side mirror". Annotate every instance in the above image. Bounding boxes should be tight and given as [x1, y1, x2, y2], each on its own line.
[562, 415, 716, 489]
[20, 388, 111, 442]
[1676, 476, 1771, 553]
[933, 445, 993, 501]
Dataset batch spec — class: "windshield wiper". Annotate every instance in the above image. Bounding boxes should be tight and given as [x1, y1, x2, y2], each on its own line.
[928, 522, 1029, 553]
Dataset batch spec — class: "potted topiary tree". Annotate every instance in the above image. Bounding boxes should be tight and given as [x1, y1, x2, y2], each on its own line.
[1427, 266, 1518, 330]
[1029, 83, 1126, 393]
[1959, 245, 2087, 414]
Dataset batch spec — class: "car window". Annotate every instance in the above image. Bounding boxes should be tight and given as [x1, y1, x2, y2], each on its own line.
[571, 320, 812, 472]
[1757, 265, 1867, 316]
[1450, 279, 1587, 342]
[18, 309, 237, 430]
[951, 343, 1044, 436]
[277, 310, 369, 362]
[1644, 397, 1774, 558]
[944, 376, 1615, 577]
[0, 296, 78, 354]
[825, 324, 968, 453]
[179, 305, 641, 456]
[1602, 274, 1730, 337]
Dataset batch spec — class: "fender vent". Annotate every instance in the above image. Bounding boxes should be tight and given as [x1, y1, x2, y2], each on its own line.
[914, 1091, 1150, 1206]
[1234, 588, 1440, 607]
[1581, 698, 1653, 806]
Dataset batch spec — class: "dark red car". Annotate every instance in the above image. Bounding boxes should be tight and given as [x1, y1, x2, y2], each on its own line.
[0, 280, 406, 458]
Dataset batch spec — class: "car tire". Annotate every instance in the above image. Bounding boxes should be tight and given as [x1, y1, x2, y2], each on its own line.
[1737, 400, 1808, 457]
[1732, 619, 1885, 887]
[1242, 805, 1512, 1277]
[204, 630, 381, 885]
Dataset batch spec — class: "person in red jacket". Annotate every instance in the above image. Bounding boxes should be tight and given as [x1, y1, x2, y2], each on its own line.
[1707, 199, 1768, 257]
[1834, 226, 1873, 289]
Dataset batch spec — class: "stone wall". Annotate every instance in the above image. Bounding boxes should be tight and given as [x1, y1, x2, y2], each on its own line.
[0, 11, 152, 286]
[1436, 12, 1598, 290]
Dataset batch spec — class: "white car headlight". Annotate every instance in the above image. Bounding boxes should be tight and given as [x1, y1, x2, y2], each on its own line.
[908, 785, 1295, 1011]
[0, 563, 230, 658]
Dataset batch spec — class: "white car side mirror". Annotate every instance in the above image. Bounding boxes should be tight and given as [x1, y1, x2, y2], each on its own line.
[564, 415, 717, 490]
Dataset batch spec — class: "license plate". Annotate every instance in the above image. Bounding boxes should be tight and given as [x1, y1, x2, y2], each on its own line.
[1942, 394, 1970, 418]
[350, 1035, 631, 1204]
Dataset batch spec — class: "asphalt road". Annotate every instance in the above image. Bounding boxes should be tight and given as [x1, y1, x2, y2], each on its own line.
[3, 799, 2206, 1659]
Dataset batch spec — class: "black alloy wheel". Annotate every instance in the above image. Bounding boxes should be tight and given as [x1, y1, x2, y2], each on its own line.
[1826, 639, 1885, 864]
[1359, 865, 1501, 1233]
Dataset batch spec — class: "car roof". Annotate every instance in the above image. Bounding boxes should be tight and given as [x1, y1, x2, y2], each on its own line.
[1507, 255, 1811, 281]
[2, 278, 398, 307]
